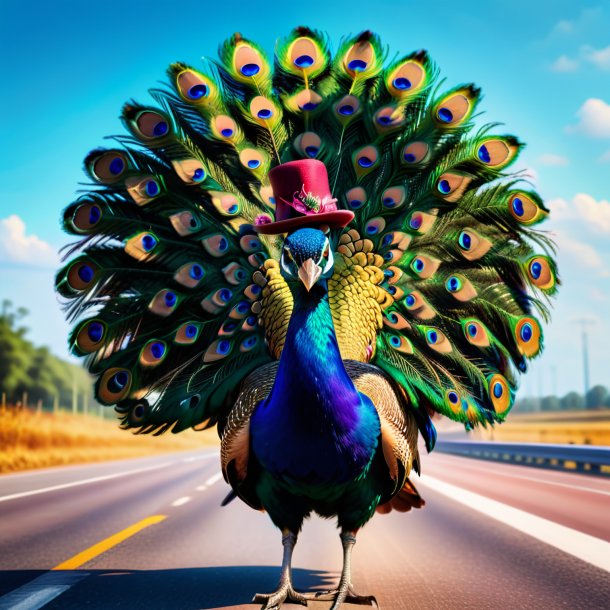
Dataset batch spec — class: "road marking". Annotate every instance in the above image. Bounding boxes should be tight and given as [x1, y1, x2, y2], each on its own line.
[419, 474, 610, 573]
[196, 485, 207, 491]
[204, 472, 223, 486]
[53, 515, 166, 570]
[0, 463, 172, 503]
[432, 454, 610, 496]
[171, 496, 191, 507]
[0, 571, 90, 610]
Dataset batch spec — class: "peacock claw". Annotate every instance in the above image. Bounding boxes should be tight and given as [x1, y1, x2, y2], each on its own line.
[306, 587, 378, 608]
[253, 583, 308, 609]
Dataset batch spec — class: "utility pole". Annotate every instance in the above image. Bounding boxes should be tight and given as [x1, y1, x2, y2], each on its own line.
[574, 318, 595, 403]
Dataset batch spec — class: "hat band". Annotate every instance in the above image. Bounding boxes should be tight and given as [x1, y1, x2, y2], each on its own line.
[282, 185, 338, 216]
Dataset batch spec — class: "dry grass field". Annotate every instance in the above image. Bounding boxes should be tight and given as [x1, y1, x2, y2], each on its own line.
[470, 410, 610, 446]
[0, 407, 218, 474]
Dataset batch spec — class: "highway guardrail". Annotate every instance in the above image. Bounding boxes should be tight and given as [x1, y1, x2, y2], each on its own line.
[435, 440, 610, 477]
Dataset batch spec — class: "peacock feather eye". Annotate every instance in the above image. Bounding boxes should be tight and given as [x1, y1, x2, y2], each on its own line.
[334, 95, 360, 121]
[365, 217, 386, 236]
[435, 173, 472, 202]
[445, 274, 477, 301]
[409, 254, 439, 279]
[140, 340, 167, 367]
[174, 322, 201, 344]
[175, 69, 214, 104]
[149, 289, 179, 316]
[203, 338, 233, 362]
[343, 39, 376, 77]
[461, 319, 490, 347]
[444, 389, 464, 415]
[229, 300, 252, 319]
[202, 234, 230, 257]
[98, 368, 132, 405]
[424, 327, 452, 353]
[456, 229, 492, 260]
[433, 88, 476, 127]
[250, 97, 277, 125]
[381, 186, 406, 209]
[66, 260, 98, 292]
[402, 142, 429, 165]
[240, 235, 262, 253]
[222, 262, 249, 285]
[475, 138, 519, 168]
[132, 110, 172, 140]
[240, 335, 259, 352]
[353, 145, 380, 176]
[446, 275, 463, 292]
[233, 42, 268, 82]
[174, 262, 205, 288]
[345, 187, 367, 210]
[487, 374, 512, 415]
[74, 319, 106, 354]
[171, 159, 207, 185]
[458, 231, 471, 250]
[386, 333, 413, 354]
[383, 310, 410, 330]
[239, 148, 267, 173]
[86, 150, 130, 184]
[71, 202, 102, 233]
[514, 316, 541, 357]
[294, 132, 322, 159]
[507, 192, 548, 225]
[526, 256, 556, 291]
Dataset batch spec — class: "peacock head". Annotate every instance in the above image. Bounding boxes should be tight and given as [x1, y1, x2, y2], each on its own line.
[280, 228, 334, 291]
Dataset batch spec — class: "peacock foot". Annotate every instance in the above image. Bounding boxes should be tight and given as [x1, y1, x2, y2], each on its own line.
[253, 582, 308, 609]
[307, 585, 378, 608]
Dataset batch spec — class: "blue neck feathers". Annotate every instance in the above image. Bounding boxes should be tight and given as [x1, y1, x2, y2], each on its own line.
[251, 281, 379, 483]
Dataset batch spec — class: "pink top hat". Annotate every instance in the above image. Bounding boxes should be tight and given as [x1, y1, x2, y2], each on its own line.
[254, 159, 354, 234]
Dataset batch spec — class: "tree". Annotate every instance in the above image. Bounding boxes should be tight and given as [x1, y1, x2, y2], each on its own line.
[540, 395, 560, 411]
[586, 385, 608, 409]
[560, 391, 584, 410]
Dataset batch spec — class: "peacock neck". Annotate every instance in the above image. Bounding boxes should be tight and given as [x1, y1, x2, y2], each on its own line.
[268, 281, 360, 422]
[251, 280, 380, 483]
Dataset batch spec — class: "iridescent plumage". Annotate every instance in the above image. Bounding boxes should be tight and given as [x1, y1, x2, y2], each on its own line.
[56, 27, 557, 608]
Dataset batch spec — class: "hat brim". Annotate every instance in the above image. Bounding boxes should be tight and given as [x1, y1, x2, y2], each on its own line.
[254, 210, 355, 235]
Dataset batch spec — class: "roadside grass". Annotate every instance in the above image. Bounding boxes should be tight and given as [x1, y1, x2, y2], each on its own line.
[0, 407, 218, 474]
[471, 410, 610, 446]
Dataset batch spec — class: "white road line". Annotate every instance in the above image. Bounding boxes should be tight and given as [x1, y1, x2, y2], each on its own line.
[0, 571, 89, 610]
[171, 496, 191, 507]
[0, 462, 172, 503]
[419, 474, 610, 573]
[432, 454, 610, 496]
[182, 454, 216, 463]
[196, 485, 207, 491]
[204, 472, 223, 486]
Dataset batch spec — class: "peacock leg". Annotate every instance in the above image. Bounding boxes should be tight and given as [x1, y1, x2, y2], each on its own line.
[253, 530, 307, 609]
[310, 531, 378, 608]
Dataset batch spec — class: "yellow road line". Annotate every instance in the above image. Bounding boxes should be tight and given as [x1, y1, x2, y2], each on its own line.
[52, 515, 166, 571]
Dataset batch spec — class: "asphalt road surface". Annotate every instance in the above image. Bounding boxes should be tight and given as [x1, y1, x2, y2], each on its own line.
[0, 449, 609, 610]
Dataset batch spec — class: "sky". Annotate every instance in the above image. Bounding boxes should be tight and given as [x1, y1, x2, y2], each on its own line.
[0, 0, 609, 397]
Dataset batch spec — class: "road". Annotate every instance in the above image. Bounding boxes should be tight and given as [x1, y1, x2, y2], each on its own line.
[0, 449, 609, 609]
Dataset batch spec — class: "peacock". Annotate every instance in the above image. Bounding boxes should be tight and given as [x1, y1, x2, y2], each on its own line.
[56, 28, 558, 609]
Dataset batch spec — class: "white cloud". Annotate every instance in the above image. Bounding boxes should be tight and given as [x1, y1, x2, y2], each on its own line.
[538, 153, 569, 166]
[0, 215, 59, 268]
[547, 194, 610, 235]
[572, 193, 610, 234]
[568, 98, 610, 137]
[600, 150, 610, 163]
[551, 55, 579, 72]
[582, 45, 610, 70]
[555, 232, 605, 269]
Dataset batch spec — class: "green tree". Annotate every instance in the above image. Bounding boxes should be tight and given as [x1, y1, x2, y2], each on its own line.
[560, 392, 584, 410]
[586, 385, 608, 409]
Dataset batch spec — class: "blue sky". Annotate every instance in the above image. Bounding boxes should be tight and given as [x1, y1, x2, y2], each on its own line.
[1, 0, 609, 396]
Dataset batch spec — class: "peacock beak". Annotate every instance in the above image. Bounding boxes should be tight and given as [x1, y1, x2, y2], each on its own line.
[298, 258, 322, 291]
